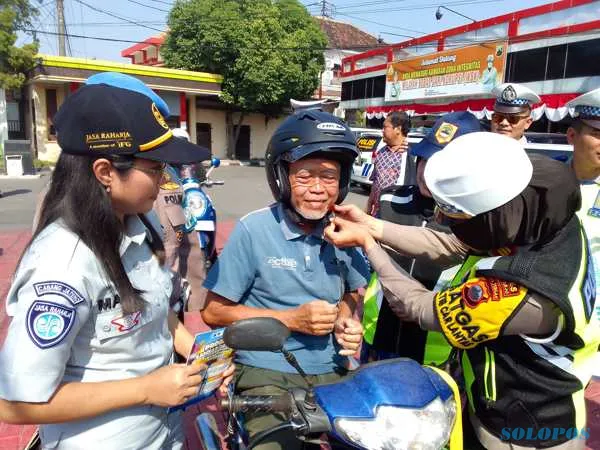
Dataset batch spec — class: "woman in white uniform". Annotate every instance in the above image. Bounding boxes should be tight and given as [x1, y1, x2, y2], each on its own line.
[0, 83, 231, 449]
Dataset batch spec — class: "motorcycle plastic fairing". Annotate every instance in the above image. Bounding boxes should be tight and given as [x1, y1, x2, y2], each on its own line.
[313, 358, 453, 421]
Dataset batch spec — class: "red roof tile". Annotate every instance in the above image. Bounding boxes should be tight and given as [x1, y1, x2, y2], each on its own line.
[314, 16, 382, 50]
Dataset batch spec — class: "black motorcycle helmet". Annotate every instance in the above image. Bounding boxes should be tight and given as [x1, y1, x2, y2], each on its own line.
[265, 109, 359, 214]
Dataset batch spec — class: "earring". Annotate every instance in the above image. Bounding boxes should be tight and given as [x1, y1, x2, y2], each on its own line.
[106, 185, 111, 193]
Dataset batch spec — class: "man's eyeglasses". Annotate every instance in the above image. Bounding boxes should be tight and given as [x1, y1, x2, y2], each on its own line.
[290, 172, 340, 188]
[491, 112, 529, 125]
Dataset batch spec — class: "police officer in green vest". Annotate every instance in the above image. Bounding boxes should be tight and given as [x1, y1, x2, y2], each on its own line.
[327, 132, 600, 449]
[363, 111, 482, 366]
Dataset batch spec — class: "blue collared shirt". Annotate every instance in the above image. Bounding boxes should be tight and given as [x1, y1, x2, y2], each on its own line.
[204, 203, 369, 374]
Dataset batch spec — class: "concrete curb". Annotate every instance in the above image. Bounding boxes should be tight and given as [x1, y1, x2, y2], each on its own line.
[0, 173, 42, 179]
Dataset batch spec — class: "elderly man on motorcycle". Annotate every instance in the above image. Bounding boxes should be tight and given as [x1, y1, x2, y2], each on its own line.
[201, 109, 370, 450]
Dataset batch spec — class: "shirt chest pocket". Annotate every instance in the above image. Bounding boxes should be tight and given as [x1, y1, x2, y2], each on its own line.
[94, 303, 157, 343]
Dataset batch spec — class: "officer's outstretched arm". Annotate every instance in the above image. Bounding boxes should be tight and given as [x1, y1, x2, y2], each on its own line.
[366, 243, 562, 350]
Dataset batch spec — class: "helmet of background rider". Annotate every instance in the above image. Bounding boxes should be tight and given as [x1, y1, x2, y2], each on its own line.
[265, 109, 359, 209]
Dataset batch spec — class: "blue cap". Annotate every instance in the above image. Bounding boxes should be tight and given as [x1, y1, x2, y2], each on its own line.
[54, 84, 209, 164]
[85, 72, 171, 117]
[410, 111, 482, 160]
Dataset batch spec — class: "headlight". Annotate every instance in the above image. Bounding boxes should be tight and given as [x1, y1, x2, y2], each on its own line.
[334, 396, 456, 450]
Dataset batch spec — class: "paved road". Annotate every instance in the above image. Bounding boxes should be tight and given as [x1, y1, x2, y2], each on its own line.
[0, 172, 52, 231]
[0, 166, 368, 229]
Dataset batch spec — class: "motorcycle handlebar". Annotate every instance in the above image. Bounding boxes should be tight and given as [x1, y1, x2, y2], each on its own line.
[221, 394, 293, 414]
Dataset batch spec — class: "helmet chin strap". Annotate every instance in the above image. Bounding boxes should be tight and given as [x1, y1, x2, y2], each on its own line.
[282, 202, 331, 229]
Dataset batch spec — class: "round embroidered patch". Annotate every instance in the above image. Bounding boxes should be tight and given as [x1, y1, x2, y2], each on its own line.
[27, 301, 76, 349]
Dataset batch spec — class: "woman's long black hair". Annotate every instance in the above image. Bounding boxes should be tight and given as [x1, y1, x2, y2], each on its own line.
[24, 153, 164, 314]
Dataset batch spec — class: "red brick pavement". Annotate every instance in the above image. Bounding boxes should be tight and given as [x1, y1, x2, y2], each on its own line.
[1, 220, 599, 450]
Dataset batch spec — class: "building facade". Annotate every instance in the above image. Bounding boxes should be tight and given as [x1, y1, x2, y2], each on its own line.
[339, 0, 600, 132]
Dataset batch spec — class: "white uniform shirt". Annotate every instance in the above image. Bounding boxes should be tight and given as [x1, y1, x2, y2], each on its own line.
[0, 215, 182, 450]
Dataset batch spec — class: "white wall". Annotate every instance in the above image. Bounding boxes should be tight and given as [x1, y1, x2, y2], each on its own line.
[192, 109, 286, 160]
[236, 113, 285, 159]
[194, 108, 228, 159]
[34, 83, 66, 162]
[0, 89, 6, 155]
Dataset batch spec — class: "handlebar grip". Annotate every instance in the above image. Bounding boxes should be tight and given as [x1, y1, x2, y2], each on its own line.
[221, 395, 293, 413]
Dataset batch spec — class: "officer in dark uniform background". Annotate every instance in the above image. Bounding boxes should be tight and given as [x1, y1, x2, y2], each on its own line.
[364, 112, 482, 364]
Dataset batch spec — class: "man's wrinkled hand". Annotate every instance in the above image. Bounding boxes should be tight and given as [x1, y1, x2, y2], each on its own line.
[334, 317, 363, 356]
[292, 300, 338, 336]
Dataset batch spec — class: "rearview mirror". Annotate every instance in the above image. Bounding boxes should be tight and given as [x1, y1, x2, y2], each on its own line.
[223, 318, 290, 351]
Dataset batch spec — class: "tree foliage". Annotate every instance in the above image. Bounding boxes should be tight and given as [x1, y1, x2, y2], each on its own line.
[0, 0, 39, 89]
[163, 0, 327, 117]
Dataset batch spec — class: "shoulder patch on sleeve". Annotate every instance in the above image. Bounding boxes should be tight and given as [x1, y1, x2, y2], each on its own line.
[434, 277, 527, 349]
[27, 301, 76, 349]
[33, 281, 86, 306]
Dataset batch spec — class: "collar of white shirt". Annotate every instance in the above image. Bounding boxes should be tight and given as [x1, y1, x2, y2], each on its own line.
[119, 215, 151, 257]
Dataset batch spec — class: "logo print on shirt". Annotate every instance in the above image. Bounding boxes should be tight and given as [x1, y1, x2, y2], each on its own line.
[97, 295, 121, 312]
[266, 256, 297, 271]
[110, 311, 142, 332]
[27, 301, 76, 349]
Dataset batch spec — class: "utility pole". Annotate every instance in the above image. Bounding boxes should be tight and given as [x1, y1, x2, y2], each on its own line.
[57, 0, 66, 56]
[320, 0, 334, 18]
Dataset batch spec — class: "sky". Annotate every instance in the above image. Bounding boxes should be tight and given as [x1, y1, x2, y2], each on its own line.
[17, 0, 556, 62]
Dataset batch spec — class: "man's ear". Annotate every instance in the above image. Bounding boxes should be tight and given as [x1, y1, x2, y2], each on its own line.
[524, 117, 533, 131]
[92, 158, 113, 189]
[566, 127, 577, 146]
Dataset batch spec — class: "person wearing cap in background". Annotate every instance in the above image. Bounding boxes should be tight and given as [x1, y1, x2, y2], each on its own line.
[480, 54, 499, 89]
[0, 84, 233, 449]
[491, 82, 541, 144]
[153, 127, 208, 316]
[566, 87, 600, 449]
[362, 111, 482, 365]
[326, 132, 600, 449]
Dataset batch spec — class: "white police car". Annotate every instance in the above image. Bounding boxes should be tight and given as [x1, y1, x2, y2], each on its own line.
[351, 128, 424, 189]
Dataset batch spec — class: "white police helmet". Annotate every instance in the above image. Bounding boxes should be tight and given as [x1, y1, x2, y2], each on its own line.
[424, 132, 533, 218]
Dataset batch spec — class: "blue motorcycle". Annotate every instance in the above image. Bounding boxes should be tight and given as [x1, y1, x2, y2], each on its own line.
[196, 318, 463, 450]
[172, 157, 224, 268]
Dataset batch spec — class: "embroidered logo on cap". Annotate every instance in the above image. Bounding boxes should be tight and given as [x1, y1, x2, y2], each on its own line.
[435, 122, 459, 144]
[85, 131, 133, 151]
[501, 85, 517, 103]
[27, 301, 76, 349]
[152, 103, 169, 130]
